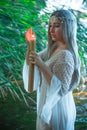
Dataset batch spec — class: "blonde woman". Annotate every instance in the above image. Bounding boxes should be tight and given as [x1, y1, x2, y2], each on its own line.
[23, 9, 80, 130]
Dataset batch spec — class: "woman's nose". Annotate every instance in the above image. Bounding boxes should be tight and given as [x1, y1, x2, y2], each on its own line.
[50, 27, 54, 33]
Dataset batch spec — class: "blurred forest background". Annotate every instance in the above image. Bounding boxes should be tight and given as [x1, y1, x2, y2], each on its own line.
[0, 0, 87, 130]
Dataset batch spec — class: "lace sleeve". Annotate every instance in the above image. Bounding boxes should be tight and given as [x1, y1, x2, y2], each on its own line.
[53, 64, 74, 96]
[52, 51, 74, 95]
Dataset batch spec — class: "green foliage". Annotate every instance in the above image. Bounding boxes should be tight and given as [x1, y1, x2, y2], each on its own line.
[0, 91, 36, 130]
[0, 3, 49, 129]
[0, 0, 48, 83]
[77, 12, 87, 73]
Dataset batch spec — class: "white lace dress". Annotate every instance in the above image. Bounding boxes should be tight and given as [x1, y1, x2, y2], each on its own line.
[23, 49, 76, 130]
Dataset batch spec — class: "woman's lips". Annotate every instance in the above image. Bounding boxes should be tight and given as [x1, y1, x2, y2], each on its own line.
[51, 33, 55, 37]
[51, 34, 54, 36]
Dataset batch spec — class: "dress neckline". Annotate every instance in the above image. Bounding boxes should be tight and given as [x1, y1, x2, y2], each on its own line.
[50, 49, 69, 59]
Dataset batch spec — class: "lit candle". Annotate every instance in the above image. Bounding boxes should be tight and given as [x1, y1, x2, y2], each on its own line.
[25, 28, 36, 92]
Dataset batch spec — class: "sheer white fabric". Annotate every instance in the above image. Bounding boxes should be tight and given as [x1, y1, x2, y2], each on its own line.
[23, 50, 76, 130]
[23, 60, 40, 91]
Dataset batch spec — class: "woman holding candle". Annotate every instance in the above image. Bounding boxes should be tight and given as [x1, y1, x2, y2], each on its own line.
[23, 9, 80, 130]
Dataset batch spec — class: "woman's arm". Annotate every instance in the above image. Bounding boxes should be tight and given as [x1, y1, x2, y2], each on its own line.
[28, 51, 53, 85]
[23, 48, 49, 91]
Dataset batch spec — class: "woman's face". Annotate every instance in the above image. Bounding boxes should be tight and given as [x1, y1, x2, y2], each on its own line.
[49, 16, 64, 43]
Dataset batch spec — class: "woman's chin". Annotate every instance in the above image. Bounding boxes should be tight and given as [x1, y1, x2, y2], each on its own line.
[52, 39, 56, 42]
[51, 38, 56, 41]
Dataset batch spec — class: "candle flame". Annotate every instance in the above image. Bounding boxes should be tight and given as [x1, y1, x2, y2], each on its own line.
[26, 28, 36, 42]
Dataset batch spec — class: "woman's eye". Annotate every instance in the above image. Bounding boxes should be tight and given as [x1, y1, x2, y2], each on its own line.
[49, 24, 60, 28]
[55, 24, 61, 27]
[55, 25, 60, 27]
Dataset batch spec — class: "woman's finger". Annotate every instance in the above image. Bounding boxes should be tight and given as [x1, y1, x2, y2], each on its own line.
[29, 57, 35, 64]
[30, 51, 38, 57]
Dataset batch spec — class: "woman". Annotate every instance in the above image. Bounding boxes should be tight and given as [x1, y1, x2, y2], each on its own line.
[23, 9, 80, 130]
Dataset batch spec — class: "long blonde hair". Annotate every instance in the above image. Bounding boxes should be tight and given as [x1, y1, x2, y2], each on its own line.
[47, 9, 80, 90]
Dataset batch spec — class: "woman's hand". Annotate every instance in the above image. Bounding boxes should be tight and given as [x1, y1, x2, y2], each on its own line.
[29, 51, 53, 85]
[29, 51, 43, 69]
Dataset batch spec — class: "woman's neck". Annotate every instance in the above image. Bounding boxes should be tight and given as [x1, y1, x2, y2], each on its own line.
[50, 41, 67, 57]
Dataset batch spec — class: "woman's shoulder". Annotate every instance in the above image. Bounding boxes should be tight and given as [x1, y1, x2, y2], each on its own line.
[59, 49, 73, 57]
[56, 49, 74, 63]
